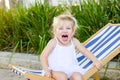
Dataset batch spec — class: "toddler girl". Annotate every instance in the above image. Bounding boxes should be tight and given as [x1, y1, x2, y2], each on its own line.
[40, 13, 102, 80]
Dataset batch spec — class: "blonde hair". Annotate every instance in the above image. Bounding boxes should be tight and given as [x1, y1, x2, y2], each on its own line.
[52, 13, 78, 35]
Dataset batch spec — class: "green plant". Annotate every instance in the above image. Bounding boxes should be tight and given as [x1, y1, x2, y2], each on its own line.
[0, 0, 119, 55]
[70, 0, 109, 42]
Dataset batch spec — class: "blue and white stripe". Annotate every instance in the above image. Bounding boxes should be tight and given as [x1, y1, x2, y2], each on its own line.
[77, 25, 120, 73]
[12, 25, 120, 76]
[12, 66, 43, 76]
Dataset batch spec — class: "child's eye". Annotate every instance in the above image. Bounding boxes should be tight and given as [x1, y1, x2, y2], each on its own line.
[59, 27, 63, 30]
[67, 27, 71, 29]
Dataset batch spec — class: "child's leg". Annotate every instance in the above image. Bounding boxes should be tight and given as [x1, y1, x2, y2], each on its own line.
[52, 71, 68, 80]
[69, 72, 83, 80]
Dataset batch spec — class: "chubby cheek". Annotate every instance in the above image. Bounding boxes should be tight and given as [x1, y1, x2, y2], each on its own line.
[54, 31, 61, 38]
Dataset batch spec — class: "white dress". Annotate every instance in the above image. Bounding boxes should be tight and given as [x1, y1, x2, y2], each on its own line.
[48, 39, 85, 78]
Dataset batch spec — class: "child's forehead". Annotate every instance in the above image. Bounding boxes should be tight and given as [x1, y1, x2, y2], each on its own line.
[57, 20, 73, 26]
[57, 19, 73, 25]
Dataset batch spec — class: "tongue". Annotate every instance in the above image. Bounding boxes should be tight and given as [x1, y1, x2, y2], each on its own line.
[62, 37, 68, 41]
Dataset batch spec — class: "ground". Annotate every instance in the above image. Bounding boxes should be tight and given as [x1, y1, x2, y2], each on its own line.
[0, 68, 26, 80]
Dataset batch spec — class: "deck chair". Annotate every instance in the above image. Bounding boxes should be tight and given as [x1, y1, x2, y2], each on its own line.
[9, 23, 120, 80]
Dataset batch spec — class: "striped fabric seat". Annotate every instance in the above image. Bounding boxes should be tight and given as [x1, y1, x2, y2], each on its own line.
[12, 66, 43, 76]
[9, 23, 120, 80]
[76, 24, 120, 74]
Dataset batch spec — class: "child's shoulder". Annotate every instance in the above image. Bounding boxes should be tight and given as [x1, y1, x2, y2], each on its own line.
[49, 38, 57, 44]
[72, 37, 79, 42]
[72, 37, 81, 45]
[47, 38, 57, 47]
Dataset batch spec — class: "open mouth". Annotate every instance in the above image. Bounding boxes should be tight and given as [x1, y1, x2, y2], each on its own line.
[62, 35, 68, 41]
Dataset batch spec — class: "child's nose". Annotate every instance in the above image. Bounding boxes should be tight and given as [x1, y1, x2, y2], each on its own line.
[63, 29, 67, 32]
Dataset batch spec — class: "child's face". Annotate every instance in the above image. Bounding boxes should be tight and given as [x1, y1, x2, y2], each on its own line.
[54, 20, 74, 45]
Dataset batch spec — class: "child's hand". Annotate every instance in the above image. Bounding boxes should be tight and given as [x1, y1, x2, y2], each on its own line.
[44, 70, 52, 78]
[93, 60, 103, 70]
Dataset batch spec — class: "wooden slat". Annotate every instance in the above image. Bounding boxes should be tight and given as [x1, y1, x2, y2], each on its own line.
[24, 73, 55, 80]
[82, 23, 120, 80]
[83, 23, 120, 45]
[9, 64, 26, 74]
[83, 47, 120, 80]
[9, 23, 120, 80]
[93, 72, 100, 80]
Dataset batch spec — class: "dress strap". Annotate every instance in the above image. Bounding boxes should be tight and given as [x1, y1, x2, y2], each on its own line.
[71, 39, 74, 46]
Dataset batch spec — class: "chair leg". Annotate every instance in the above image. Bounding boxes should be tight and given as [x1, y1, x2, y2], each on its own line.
[93, 72, 100, 80]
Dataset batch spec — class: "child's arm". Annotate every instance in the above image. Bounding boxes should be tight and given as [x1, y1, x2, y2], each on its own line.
[73, 38, 103, 70]
[40, 38, 56, 77]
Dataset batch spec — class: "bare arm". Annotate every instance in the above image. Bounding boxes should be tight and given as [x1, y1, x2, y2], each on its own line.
[73, 38, 102, 69]
[40, 38, 56, 71]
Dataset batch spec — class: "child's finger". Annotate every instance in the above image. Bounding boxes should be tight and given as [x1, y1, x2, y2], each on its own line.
[96, 63, 103, 70]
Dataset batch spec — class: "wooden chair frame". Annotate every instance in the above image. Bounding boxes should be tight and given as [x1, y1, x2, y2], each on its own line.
[9, 23, 120, 80]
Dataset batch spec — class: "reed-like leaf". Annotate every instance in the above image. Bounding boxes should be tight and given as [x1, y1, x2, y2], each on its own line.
[0, 0, 119, 55]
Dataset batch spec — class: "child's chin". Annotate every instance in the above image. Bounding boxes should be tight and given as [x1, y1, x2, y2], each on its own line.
[61, 39, 68, 43]
[61, 40, 69, 44]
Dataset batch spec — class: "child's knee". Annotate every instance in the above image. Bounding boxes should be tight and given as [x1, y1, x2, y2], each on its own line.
[52, 71, 68, 80]
[58, 72, 67, 78]
[70, 72, 83, 80]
